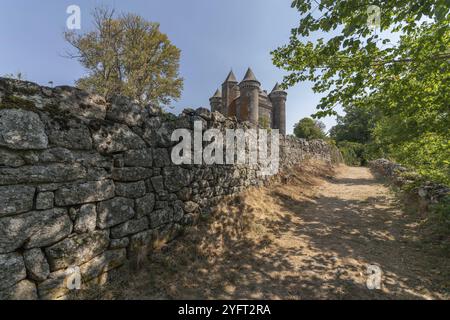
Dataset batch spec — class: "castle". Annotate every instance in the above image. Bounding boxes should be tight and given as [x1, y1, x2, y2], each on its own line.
[209, 68, 287, 135]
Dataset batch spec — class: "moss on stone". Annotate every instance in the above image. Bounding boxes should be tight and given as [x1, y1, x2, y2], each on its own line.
[160, 111, 177, 122]
[0, 95, 37, 111]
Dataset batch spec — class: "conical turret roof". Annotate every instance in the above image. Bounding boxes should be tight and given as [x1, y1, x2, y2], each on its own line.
[242, 67, 258, 82]
[224, 70, 237, 83]
[271, 82, 286, 93]
[211, 88, 221, 98]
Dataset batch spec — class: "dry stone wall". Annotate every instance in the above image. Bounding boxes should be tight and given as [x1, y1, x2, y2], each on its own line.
[0, 78, 340, 299]
[369, 159, 449, 207]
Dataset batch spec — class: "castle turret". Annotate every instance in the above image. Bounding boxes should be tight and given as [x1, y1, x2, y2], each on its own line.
[239, 68, 261, 125]
[209, 88, 222, 113]
[269, 83, 287, 135]
[221, 70, 238, 116]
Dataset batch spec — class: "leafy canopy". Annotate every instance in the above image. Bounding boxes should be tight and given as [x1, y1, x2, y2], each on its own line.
[272, 1, 449, 183]
[65, 7, 183, 108]
[294, 117, 327, 139]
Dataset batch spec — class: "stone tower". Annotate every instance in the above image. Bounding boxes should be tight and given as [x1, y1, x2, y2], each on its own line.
[239, 68, 261, 125]
[209, 88, 222, 113]
[269, 83, 287, 135]
[221, 70, 238, 116]
[209, 68, 287, 135]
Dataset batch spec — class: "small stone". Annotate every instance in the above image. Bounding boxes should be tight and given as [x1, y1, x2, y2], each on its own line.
[97, 197, 135, 229]
[23, 248, 50, 282]
[163, 166, 192, 192]
[183, 201, 199, 213]
[0, 185, 35, 217]
[178, 187, 192, 201]
[151, 175, 164, 193]
[0, 252, 26, 290]
[115, 181, 146, 198]
[135, 193, 155, 217]
[36, 192, 54, 210]
[73, 204, 97, 233]
[149, 208, 173, 228]
[110, 217, 149, 238]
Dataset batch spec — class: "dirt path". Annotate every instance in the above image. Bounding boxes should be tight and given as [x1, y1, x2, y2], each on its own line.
[79, 164, 449, 300]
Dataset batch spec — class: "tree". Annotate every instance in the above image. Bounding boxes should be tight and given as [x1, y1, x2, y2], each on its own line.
[272, 1, 449, 183]
[294, 117, 326, 140]
[329, 105, 375, 144]
[65, 7, 183, 107]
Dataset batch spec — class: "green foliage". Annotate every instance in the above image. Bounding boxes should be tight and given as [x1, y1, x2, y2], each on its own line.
[336, 141, 365, 165]
[65, 7, 183, 108]
[273, 1, 449, 182]
[294, 117, 326, 140]
[430, 195, 450, 232]
[329, 105, 376, 144]
[385, 133, 450, 185]
[0, 95, 36, 111]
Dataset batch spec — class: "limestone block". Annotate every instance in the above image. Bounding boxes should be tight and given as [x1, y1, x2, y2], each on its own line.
[115, 181, 146, 198]
[0, 109, 48, 150]
[0, 252, 26, 290]
[0, 185, 35, 217]
[135, 193, 155, 217]
[110, 217, 149, 238]
[45, 230, 110, 271]
[54, 179, 115, 206]
[23, 248, 50, 281]
[35, 191, 54, 210]
[0, 208, 72, 253]
[96, 197, 135, 229]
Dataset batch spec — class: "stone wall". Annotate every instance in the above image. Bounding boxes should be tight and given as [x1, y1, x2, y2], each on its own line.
[0, 78, 340, 299]
[369, 159, 449, 207]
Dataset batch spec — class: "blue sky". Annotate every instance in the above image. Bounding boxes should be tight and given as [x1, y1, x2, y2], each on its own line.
[0, 0, 340, 133]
